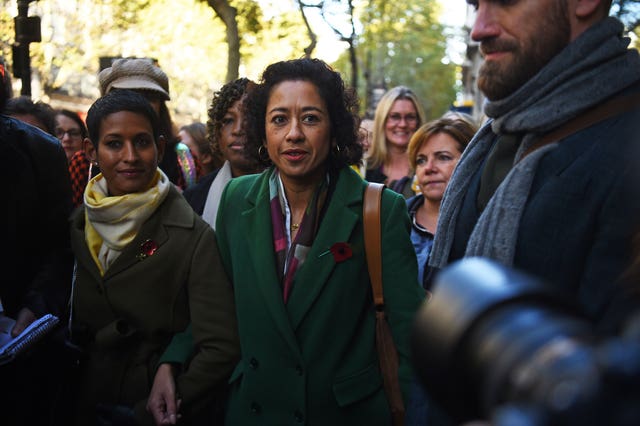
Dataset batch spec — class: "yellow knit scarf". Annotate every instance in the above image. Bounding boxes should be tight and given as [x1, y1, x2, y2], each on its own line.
[84, 169, 171, 275]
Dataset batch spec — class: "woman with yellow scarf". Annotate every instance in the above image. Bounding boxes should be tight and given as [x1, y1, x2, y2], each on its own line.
[68, 90, 239, 425]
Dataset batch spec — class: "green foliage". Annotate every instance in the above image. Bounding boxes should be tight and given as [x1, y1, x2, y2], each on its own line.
[334, 0, 456, 119]
[135, 0, 227, 120]
[112, 0, 152, 29]
[0, 0, 455, 123]
[241, 8, 310, 80]
[0, 4, 13, 69]
[235, 0, 263, 34]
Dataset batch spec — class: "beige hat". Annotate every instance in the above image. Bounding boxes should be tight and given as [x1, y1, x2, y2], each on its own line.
[98, 58, 170, 101]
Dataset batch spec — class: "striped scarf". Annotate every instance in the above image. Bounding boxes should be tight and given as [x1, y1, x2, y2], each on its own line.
[269, 170, 329, 303]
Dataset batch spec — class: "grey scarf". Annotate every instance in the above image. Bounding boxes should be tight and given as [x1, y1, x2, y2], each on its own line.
[429, 17, 640, 268]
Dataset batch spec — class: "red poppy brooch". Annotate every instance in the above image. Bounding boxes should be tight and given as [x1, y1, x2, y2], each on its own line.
[137, 239, 158, 260]
[320, 242, 353, 263]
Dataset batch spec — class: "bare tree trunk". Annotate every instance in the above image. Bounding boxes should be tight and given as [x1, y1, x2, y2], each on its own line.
[348, 43, 357, 94]
[346, 0, 358, 92]
[206, 0, 240, 82]
[297, 1, 318, 58]
[300, 0, 359, 91]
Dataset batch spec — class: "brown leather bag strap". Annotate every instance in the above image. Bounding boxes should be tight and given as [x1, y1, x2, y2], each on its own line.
[363, 182, 406, 426]
[363, 183, 384, 307]
[521, 92, 640, 160]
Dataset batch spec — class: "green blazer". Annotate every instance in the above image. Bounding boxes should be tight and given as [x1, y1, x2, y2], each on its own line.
[216, 166, 425, 425]
[69, 185, 239, 425]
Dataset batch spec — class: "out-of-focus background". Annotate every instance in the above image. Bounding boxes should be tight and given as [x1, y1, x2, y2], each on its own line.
[1, 0, 638, 125]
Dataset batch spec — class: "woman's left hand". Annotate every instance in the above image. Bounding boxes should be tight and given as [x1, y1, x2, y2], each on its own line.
[146, 363, 182, 425]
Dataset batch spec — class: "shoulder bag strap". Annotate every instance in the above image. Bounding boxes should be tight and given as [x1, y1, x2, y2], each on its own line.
[363, 182, 405, 425]
[521, 92, 640, 160]
[364, 182, 384, 307]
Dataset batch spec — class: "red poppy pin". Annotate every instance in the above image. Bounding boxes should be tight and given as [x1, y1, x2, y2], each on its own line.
[137, 239, 158, 260]
[320, 242, 353, 263]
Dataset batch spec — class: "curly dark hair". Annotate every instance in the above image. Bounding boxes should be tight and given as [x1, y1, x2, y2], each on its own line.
[244, 58, 362, 170]
[207, 77, 254, 159]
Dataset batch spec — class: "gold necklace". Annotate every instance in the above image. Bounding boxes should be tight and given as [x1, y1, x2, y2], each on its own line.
[291, 222, 300, 231]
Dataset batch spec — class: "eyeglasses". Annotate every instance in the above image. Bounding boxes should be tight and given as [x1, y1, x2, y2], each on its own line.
[387, 113, 418, 124]
[55, 128, 83, 139]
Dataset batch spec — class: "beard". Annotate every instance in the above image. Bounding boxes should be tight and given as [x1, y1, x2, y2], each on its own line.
[477, 1, 571, 101]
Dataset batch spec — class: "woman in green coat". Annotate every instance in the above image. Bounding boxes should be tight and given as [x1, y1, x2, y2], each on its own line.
[69, 90, 239, 425]
[149, 58, 425, 425]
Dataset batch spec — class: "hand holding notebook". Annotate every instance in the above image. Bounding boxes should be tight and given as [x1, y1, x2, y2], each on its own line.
[0, 313, 60, 365]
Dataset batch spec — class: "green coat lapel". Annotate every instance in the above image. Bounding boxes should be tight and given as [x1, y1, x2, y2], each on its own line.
[241, 173, 301, 357]
[286, 168, 365, 330]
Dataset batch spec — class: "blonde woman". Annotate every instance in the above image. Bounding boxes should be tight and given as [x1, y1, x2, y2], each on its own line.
[365, 86, 426, 198]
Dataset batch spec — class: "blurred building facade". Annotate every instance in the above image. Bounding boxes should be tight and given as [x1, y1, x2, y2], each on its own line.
[458, 5, 485, 123]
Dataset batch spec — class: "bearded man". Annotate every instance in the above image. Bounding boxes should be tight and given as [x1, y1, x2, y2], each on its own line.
[429, 0, 640, 332]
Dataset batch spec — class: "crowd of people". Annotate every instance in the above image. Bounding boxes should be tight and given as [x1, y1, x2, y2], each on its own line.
[1, 0, 640, 425]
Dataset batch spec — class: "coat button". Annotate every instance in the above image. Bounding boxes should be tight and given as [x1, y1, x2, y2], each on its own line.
[249, 357, 259, 369]
[295, 364, 303, 376]
[251, 402, 261, 414]
[294, 410, 304, 423]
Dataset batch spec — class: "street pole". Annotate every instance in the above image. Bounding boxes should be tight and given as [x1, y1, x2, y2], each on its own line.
[13, 0, 41, 97]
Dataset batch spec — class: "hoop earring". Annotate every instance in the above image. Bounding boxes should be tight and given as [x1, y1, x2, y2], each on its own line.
[258, 145, 269, 162]
[332, 144, 341, 156]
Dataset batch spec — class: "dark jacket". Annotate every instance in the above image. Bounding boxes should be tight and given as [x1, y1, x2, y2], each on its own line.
[0, 115, 73, 318]
[366, 166, 415, 199]
[448, 88, 640, 330]
[182, 168, 219, 215]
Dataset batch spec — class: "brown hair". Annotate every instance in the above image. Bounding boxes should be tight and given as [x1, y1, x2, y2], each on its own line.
[408, 112, 478, 171]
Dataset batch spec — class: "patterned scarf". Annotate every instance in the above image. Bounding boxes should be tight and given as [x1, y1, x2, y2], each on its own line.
[269, 169, 329, 303]
[69, 151, 100, 208]
[430, 17, 640, 268]
[84, 169, 171, 275]
[68, 150, 93, 208]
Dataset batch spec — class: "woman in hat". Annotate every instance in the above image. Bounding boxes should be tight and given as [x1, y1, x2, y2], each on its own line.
[98, 58, 198, 190]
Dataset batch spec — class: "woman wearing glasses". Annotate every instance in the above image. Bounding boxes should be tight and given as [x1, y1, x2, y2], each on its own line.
[365, 86, 426, 199]
[55, 109, 87, 163]
[55, 109, 97, 207]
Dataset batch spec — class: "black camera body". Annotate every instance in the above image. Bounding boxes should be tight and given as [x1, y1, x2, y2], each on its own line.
[411, 258, 640, 426]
